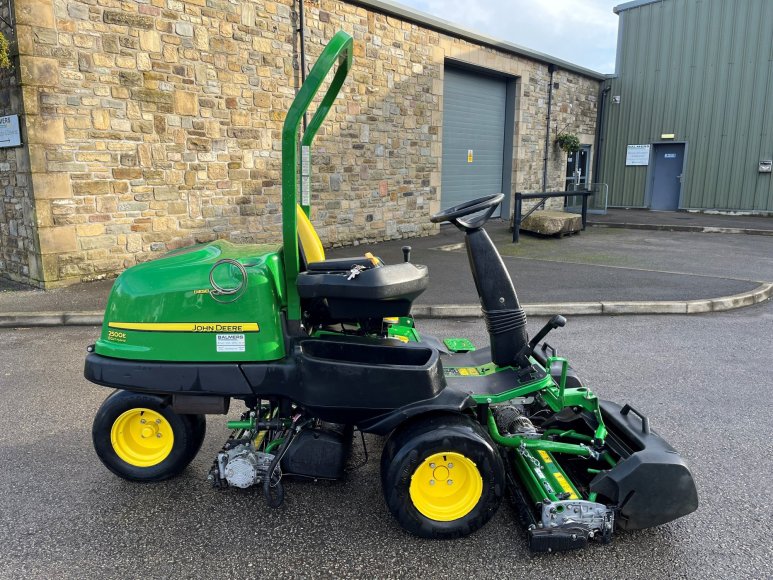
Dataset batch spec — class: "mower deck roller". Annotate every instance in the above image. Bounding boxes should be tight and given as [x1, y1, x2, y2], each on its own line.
[85, 30, 697, 552]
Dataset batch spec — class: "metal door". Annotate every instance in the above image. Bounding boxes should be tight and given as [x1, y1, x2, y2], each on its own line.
[649, 143, 685, 211]
[441, 67, 507, 214]
[565, 145, 591, 191]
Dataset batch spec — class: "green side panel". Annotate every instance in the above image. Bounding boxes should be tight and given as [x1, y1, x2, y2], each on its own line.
[600, 0, 773, 211]
[94, 240, 287, 362]
[443, 337, 476, 352]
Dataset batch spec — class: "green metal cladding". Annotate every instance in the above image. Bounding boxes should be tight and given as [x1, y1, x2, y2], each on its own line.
[600, 0, 773, 211]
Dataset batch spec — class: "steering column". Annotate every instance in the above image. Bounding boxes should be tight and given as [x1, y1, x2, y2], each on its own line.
[431, 194, 530, 368]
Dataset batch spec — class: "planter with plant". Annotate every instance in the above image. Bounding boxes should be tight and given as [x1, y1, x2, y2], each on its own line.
[556, 132, 581, 154]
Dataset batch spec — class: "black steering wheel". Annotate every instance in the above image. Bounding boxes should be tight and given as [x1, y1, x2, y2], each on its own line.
[430, 193, 504, 231]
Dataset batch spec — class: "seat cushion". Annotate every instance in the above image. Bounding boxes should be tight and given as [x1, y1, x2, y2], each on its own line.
[297, 263, 428, 319]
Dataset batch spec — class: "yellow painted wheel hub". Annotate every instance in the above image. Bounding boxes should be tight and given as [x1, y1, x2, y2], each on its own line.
[409, 451, 483, 521]
[110, 408, 174, 468]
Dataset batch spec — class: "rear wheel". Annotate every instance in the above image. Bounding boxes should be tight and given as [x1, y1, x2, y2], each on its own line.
[92, 391, 205, 482]
[381, 414, 505, 539]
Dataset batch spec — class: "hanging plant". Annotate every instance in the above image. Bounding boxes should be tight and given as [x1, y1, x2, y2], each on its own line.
[556, 132, 581, 154]
[0, 32, 10, 69]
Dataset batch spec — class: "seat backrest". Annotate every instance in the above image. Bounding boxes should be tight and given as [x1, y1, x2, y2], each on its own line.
[296, 205, 325, 265]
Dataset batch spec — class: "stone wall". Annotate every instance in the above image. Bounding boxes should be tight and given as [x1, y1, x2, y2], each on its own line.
[7, 0, 599, 287]
[0, 9, 37, 283]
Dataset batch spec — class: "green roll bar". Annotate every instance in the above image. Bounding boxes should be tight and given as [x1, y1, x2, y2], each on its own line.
[281, 30, 354, 322]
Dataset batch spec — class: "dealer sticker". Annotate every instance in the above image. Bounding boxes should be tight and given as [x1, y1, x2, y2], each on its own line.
[216, 334, 245, 353]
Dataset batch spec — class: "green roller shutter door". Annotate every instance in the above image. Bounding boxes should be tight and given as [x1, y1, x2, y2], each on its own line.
[441, 67, 507, 212]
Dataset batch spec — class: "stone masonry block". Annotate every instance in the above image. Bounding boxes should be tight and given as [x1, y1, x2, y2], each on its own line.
[26, 116, 65, 144]
[15, 0, 55, 28]
[76, 223, 105, 237]
[20, 57, 59, 87]
[16, 25, 34, 55]
[92, 110, 110, 130]
[175, 22, 193, 37]
[173, 91, 198, 116]
[38, 226, 77, 254]
[31, 173, 71, 200]
[139, 30, 161, 52]
[26, 144, 47, 173]
[103, 10, 154, 29]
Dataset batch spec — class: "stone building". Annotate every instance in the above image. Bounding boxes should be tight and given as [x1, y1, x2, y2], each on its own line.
[0, 0, 602, 287]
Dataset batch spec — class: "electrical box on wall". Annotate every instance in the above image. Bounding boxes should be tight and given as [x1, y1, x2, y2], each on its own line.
[759, 161, 772, 173]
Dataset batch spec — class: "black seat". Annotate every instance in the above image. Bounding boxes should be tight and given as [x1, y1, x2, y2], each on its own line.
[297, 262, 428, 319]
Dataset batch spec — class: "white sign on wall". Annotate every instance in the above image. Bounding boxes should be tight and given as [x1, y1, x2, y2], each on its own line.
[0, 115, 21, 148]
[625, 144, 650, 166]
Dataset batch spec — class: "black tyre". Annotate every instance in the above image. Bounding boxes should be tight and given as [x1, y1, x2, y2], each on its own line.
[381, 413, 505, 539]
[92, 391, 206, 482]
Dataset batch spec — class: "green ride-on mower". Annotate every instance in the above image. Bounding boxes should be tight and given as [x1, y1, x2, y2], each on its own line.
[85, 31, 698, 552]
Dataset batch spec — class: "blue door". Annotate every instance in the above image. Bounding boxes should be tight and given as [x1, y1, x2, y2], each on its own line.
[649, 143, 685, 211]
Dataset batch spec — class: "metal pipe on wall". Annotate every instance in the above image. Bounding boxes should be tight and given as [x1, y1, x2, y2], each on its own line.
[541, 64, 556, 193]
[593, 84, 611, 185]
[297, 0, 307, 131]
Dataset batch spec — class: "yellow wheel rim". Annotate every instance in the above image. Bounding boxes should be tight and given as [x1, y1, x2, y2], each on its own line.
[409, 451, 483, 521]
[110, 408, 174, 468]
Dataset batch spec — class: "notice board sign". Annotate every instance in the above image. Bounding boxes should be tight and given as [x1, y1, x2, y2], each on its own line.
[0, 115, 21, 148]
[626, 144, 650, 166]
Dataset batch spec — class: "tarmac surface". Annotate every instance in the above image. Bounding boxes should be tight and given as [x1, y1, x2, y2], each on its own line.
[2, 223, 772, 314]
[589, 208, 773, 233]
[1, 303, 772, 578]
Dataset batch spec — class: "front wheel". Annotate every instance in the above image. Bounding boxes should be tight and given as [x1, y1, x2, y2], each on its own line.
[381, 414, 505, 539]
[92, 391, 205, 482]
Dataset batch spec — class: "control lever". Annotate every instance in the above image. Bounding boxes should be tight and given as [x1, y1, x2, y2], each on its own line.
[514, 315, 566, 367]
[528, 315, 566, 351]
[402, 246, 412, 263]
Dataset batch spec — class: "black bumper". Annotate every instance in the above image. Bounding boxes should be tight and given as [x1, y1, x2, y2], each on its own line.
[84, 352, 255, 396]
[591, 400, 699, 530]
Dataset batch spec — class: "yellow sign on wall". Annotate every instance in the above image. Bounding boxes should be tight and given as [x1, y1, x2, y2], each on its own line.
[467, 149, 473, 163]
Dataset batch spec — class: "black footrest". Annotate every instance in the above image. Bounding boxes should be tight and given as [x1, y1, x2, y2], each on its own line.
[528, 525, 590, 553]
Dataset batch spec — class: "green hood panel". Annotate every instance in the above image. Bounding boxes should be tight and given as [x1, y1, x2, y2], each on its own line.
[95, 240, 287, 362]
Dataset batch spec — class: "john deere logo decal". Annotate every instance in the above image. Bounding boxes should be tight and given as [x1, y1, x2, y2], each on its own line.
[108, 322, 260, 333]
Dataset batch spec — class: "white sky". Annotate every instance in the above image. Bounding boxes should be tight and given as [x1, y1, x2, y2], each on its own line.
[396, 0, 621, 73]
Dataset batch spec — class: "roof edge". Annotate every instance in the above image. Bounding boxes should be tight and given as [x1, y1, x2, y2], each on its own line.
[613, 0, 662, 14]
[343, 0, 606, 80]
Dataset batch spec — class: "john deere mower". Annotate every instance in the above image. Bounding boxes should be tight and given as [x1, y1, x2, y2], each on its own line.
[85, 31, 697, 552]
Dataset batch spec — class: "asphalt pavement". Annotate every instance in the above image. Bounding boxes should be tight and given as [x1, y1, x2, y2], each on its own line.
[1, 304, 772, 578]
[3, 223, 772, 318]
[590, 208, 773, 234]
